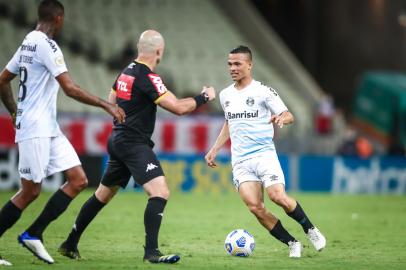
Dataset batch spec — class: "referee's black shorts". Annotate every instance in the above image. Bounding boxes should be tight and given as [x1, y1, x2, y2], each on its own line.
[101, 137, 164, 188]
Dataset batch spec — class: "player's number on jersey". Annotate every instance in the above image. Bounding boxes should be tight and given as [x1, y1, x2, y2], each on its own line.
[18, 67, 27, 102]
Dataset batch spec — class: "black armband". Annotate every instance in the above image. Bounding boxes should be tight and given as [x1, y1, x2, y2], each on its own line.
[193, 93, 209, 108]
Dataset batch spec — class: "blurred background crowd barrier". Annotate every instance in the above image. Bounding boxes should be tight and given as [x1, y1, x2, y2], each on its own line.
[1, 114, 405, 193]
[1, 0, 405, 193]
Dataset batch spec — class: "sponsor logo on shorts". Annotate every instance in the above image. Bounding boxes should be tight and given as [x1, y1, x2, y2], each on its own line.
[19, 167, 31, 174]
[146, 163, 158, 172]
[268, 175, 279, 181]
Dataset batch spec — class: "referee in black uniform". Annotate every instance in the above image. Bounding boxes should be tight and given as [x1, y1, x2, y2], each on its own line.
[58, 30, 215, 264]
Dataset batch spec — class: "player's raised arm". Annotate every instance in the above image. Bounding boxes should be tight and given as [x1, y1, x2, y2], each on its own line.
[205, 121, 230, 168]
[157, 86, 215, 116]
[56, 72, 125, 123]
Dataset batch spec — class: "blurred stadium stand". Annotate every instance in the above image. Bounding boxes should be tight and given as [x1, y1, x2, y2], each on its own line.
[0, 0, 346, 154]
[0, 1, 405, 193]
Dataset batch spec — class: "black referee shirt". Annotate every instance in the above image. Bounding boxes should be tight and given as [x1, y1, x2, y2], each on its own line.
[111, 61, 168, 147]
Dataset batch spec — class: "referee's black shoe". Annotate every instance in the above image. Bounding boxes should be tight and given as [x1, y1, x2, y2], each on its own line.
[58, 241, 81, 260]
[143, 248, 180, 264]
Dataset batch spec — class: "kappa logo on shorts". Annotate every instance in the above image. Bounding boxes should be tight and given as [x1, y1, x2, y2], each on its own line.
[146, 163, 158, 172]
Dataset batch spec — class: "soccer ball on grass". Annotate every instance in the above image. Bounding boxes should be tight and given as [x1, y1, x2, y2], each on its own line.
[224, 229, 255, 257]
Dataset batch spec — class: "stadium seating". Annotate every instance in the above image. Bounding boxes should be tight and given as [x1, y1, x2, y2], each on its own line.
[0, 18, 116, 113]
[0, 0, 345, 153]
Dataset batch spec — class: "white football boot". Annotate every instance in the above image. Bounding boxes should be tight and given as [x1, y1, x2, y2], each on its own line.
[0, 255, 12, 266]
[288, 241, 302, 258]
[18, 232, 54, 264]
[307, 227, 326, 251]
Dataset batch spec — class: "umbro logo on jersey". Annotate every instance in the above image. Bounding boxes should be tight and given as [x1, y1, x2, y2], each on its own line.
[268, 87, 279, 96]
[224, 101, 230, 107]
[45, 38, 57, 53]
[146, 163, 158, 172]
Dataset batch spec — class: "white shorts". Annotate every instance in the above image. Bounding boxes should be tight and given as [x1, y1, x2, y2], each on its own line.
[232, 152, 285, 190]
[18, 135, 81, 183]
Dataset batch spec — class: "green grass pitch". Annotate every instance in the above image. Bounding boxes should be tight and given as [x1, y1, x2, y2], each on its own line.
[0, 190, 405, 269]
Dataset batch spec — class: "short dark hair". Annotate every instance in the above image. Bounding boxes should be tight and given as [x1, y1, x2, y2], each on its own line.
[38, 0, 64, 22]
[230, 45, 252, 61]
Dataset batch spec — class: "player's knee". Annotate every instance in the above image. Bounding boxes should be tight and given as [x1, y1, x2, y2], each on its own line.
[149, 187, 170, 200]
[248, 204, 265, 217]
[72, 176, 88, 192]
[22, 188, 41, 202]
[80, 177, 89, 189]
[159, 188, 170, 200]
[269, 193, 288, 207]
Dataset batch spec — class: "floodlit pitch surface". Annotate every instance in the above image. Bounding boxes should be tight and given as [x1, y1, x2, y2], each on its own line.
[0, 190, 405, 269]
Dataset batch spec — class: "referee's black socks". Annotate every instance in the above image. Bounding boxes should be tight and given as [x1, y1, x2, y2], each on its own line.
[0, 200, 22, 238]
[144, 197, 167, 253]
[26, 189, 72, 239]
[65, 194, 106, 248]
[287, 201, 314, 233]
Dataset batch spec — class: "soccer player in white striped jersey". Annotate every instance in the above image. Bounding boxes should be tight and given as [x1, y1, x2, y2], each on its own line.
[0, 0, 125, 265]
[205, 46, 326, 258]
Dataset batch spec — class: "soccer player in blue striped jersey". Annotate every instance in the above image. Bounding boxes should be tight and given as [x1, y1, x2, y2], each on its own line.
[205, 46, 326, 258]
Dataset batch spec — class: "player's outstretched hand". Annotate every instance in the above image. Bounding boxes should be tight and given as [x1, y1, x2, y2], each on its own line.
[202, 86, 216, 101]
[270, 114, 284, 128]
[105, 103, 126, 123]
[205, 148, 218, 168]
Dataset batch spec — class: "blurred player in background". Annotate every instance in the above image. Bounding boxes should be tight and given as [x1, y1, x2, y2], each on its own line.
[0, 0, 125, 265]
[58, 29, 215, 264]
[205, 46, 326, 258]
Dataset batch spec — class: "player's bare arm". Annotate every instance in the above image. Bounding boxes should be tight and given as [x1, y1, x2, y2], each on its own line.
[205, 121, 230, 168]
[0, 69, 17, 126]
[108, 89, 117, 104]
[157, 86, 215, 116]
[270, 110, 294, 128]
[56, 72, 126, 123]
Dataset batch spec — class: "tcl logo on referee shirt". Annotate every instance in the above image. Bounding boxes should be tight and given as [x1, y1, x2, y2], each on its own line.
[116, 74, 135, 100]
[148, 74, 167, 95]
